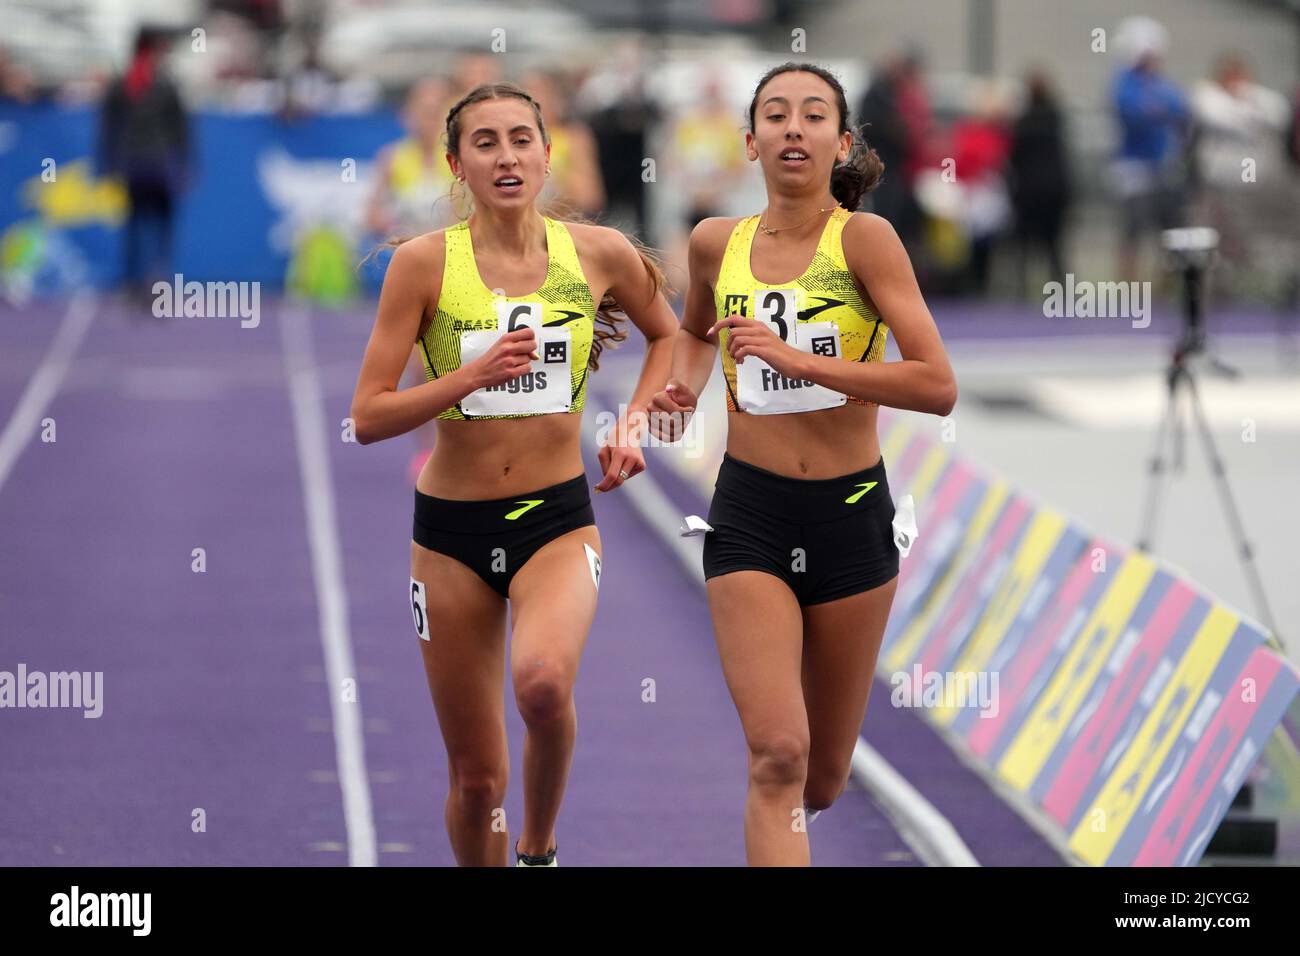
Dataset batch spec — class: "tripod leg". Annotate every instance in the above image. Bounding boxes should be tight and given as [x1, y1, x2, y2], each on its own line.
[1171, 376, 1187, 474]
[1183, 371, 1283, 644]
[1137, 367, 1181, 552]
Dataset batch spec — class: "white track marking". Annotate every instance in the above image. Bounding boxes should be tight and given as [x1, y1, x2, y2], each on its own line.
[279, 302, 378, 867]
[0, 291, 97, 494]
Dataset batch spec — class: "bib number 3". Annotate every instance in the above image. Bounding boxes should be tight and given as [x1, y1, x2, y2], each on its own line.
[735, 288, 846, 415]
[460, 301, 573, 416]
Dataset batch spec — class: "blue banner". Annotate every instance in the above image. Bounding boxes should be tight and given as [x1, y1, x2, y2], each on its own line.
[0, 101, 406, 295]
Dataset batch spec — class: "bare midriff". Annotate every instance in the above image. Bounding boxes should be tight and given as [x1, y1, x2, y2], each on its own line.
[416, 413, 585, 499]
[725, 400, 882, 478]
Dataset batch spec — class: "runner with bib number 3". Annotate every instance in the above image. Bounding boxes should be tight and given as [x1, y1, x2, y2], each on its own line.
[649, 63, 957, 866]
[351, 82, 677, 867]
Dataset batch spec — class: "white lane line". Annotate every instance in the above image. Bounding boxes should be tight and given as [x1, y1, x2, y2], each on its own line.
[0, 291, 98, 494]
[850, 740, 978, 867]
[584, 392, 979, 867]
[279, 302, 378, 868]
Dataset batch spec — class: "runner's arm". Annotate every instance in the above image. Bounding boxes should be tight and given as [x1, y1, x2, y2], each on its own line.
[796, 213, 956, 415]
[350, 239, 483, 443]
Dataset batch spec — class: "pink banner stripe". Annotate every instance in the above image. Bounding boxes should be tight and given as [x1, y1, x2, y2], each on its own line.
[919, 458, 975, 528]
[965, 545, 1109, 758]
[1132, 649, 1285, 866]
[1040, 580, 1196, 825]
[891, 431, 935, 491]
[917, 497, 1031, 676]
[895, 461, 975, 588]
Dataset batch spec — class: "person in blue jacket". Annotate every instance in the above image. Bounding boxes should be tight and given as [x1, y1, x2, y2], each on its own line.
[1110, 17, 1190, 282]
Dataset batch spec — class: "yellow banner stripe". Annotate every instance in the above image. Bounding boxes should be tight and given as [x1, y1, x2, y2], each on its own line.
[880, 417, 913, 468]
[907, 443, 951, 502]
[996, 551, 1158, 790]
[1068, 604, 1238, 865]
[883, 479, 1010, 674]
[934, 509, 1068, 726]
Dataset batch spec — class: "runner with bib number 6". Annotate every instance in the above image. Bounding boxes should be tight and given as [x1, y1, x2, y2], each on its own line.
[351, 82, 677, 867]
[649, 62, 957, 866]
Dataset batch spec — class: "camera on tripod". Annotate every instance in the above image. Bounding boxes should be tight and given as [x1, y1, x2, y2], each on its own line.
[1161, 225, 1219, 269]
[1161, 226, 1220, 356]
[1138, 225, 1279, 645]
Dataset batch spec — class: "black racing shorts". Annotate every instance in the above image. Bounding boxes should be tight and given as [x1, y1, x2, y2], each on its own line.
[413, 473, 596, 599]
[702, 452, 899, 606]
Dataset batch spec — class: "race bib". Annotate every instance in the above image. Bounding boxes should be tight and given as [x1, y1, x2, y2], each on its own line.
[410, 577, 430, 641]
[735, 288, 846, 415]
[460, 301, 573, 416]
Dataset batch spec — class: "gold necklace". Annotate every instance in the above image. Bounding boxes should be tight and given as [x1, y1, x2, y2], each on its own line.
[758, 205, 834, 236]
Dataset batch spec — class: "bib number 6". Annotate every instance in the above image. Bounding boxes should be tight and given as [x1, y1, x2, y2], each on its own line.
[410, 577, 430, 641]
[504, 302, 535, 333]
[459, 300, 572, 416]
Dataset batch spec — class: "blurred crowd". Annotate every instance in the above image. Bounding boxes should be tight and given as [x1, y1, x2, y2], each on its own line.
[6, 2, 1300, 309]
[851, 18, 1300, 307]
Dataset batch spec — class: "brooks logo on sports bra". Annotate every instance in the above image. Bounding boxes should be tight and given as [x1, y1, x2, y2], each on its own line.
[713, 205, 888, 415]
[419, 216, 598, 420]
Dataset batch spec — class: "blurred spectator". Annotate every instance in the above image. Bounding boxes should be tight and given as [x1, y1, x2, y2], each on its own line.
[1189, 52, 1293, 303]
[280, 42, 338, 118]
[1286, 85, 1300, 328]
[211, 0, 285, 33]
[1009, 68, 1071, 296]
[1289, 85, 1300, 170]
[856, 54, 909, 223]
[521, 70, 606, 219]
[895, 47, 935, 190]
[669, 71, 745, 229]
[96, 28, 191, 299]
[589, 67, 660, 240]
[1109, 16, 1190, 282]
[446, 52, 502, 103]
[950, 82, 1012, 294]
[858, 48, 931, 248]
[366, 77, 456, 237]
[0, 49, 40, 104]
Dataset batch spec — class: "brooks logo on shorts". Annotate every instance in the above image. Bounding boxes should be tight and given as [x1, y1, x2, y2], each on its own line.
[504, 499, 544, 520]
[844, 482, 878, 504]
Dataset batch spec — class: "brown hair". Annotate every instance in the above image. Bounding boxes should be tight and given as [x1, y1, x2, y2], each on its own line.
[747, 62, 884, 211]
[366, 82, 668, 371]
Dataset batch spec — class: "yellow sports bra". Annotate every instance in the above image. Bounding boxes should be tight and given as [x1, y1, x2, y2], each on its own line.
[419, 216, 597, 420]
[713, 205, 888, 412]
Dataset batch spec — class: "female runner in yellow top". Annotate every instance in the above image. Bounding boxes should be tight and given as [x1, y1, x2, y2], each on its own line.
[351, 82, 677, 867]
[651, 62, 957, 866]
